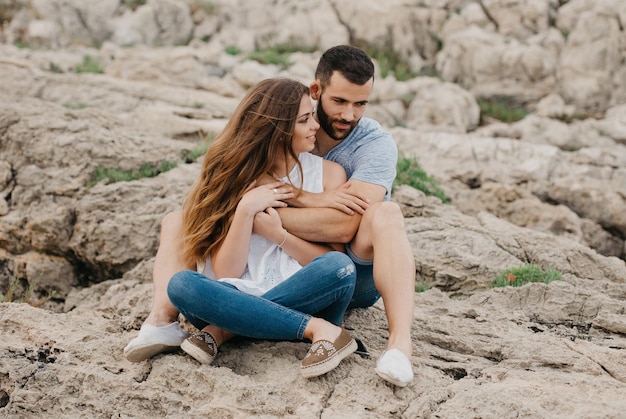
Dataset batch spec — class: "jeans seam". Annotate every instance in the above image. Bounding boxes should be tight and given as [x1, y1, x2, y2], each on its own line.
[263, 297, 311, 339]
[297, 316, 310, 339]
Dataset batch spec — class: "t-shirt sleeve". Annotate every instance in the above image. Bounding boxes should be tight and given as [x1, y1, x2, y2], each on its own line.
[350, 133, 398, 200]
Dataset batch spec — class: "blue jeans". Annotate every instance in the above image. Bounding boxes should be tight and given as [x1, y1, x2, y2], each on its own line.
[167, 251, 356, 341]
[346, 244, 381, 309]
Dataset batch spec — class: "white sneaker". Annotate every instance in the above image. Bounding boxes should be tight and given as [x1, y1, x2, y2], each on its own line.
[375, 348, 414, 387]
[124, 321, 189, 362]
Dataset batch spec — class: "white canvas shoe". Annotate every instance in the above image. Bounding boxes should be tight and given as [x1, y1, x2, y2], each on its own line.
[124, 321, 188, 362]
[375, 348, 414, 387]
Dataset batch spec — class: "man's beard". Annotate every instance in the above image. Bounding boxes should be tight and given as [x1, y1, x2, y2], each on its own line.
[316, 95, 358, 141]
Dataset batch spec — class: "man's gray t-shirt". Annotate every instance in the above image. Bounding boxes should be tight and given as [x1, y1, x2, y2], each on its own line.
[324, 117, 397, 201]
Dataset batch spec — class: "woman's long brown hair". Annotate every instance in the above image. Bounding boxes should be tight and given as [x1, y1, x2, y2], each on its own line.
[182, 78, 309, 265]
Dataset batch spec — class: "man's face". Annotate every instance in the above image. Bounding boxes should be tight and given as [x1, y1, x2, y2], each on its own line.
[315, 72, 373, 141]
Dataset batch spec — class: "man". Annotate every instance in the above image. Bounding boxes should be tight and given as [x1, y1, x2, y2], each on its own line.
[124, 45, 416, 387]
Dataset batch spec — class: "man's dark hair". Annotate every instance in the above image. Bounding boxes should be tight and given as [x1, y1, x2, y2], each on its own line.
[315, 45, 375, 89]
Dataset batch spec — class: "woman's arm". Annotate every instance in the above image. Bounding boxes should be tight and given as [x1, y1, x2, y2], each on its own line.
[253, 207, 334, 266]
[212, 181, 291, 278]
[254, 160, 352, 265]
[212, 205, 255, 278]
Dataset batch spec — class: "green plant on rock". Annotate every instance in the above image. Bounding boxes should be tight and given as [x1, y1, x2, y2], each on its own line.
[358, 39, 443, 81]
[225, 45, 241, 55]
[246, 44, 313, 69]
[15, 40, 30, 49]
[415, 65, 439, 78]
[360, 44, 417, 81]
[89, 161, 178, 186]
[478, 96, 529, 123]
[398, 92, 416, 108]
[123, 0, 146, 10]
[63, 103, 89, 110]
[1, 275, 57, 307]
[89, 136, 216, 186]
[183, 134, 215, 163]
[393, 154, 448, 203]
[490, 264, 562, 288]
[552, 111, 600, 125]
[0, 276, 19, 303]
[75, 55, 103, 74]
[196, 0, 216, 14]
[415, 281, 431, 293]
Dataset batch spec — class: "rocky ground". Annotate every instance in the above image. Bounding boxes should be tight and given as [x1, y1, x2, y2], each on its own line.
[1, 1, 625, 418]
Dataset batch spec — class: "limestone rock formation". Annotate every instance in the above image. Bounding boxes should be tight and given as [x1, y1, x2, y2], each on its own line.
[1, 1, 625, 417]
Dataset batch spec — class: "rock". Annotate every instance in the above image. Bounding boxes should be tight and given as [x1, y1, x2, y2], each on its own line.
[0, 2, 625, 417]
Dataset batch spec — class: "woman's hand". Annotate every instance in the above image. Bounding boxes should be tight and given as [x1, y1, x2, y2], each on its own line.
[253, 207, 286, 244]
[305, 181, 370, 215]
[237, 181, 295, 216]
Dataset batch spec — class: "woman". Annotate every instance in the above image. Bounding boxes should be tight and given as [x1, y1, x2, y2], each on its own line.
[167, 78, 358, 378]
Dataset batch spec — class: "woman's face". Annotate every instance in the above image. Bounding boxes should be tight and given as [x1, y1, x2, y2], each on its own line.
[291, 94, 320, 154]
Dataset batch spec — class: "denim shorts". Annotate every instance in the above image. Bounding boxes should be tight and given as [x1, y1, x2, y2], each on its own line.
[346, 244, 381, 309]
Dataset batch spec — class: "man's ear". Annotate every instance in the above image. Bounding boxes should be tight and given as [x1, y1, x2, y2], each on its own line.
[310, 80, 321, 101]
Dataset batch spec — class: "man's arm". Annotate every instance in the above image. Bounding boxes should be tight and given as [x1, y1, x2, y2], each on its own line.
[287, 160, 370, 215]
[288, 181, 370, 216]
[277, 179, 386, 243]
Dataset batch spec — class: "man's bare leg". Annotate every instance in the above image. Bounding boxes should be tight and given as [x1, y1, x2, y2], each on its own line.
[124, 210, 193, 362]
[350, 201, 415, 384]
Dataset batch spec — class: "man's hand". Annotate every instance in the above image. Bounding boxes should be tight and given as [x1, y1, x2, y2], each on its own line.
[288, 181, 370, 215]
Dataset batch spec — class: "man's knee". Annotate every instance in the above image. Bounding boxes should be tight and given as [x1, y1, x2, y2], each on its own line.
[350, 202, 405, 259]
[363, 201, 405, 232]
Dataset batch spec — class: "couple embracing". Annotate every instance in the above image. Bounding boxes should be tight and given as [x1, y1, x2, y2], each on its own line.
[124, 45, 415, 387]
